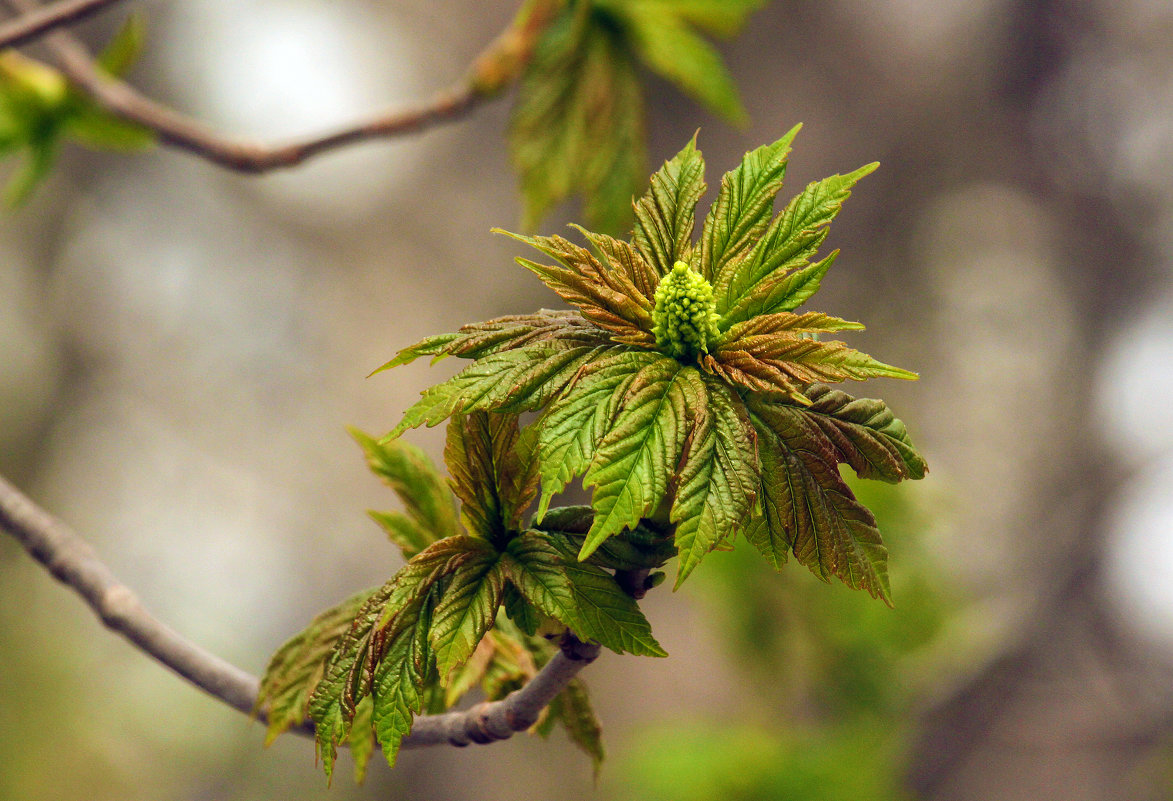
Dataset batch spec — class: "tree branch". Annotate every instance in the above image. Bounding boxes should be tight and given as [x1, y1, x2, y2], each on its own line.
[404, 634, 600, 749]
[0, 0, 124, 49]
[0, 472, 598, 751]
[2, 0, 557, 173]
[0, 472, 263, 716]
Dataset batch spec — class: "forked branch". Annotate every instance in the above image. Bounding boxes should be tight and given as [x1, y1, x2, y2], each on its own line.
[2, 0, 557, 172]
[0, 473, 599, 750]
[0, 0, 125, 49]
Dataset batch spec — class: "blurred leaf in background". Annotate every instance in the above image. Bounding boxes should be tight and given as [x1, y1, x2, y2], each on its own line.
[0, 15, 154, 206]
[510, 0, 762, 234]
[618, 478, 955, 801]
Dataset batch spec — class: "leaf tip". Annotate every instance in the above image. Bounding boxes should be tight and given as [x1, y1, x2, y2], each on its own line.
[853, 161, 881, 181]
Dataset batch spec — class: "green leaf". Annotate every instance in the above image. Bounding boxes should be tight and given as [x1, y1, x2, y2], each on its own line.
[617, 4, 747, 124]
[748, 399, 892, 604]
[63, 107, 154, 152]
[442, 631, 499, 707]
[719, 250, 837, 327]
[717, 163, 879, 326]
[367, 511, 434, 561]
[96, 13, 147, 77]
[352, 428, 458, 549]
[510, 3, 645, 233]
[549, 678, 605, 772]
[4, 135, 57, 206]
[657, 0, 766, 36]
[371, 586, 436, 768]
[372, 332, 460, 372]
[387, 345, 613, 439]
[633, 134, 707, 277]
[503, 582, 541, 636]
[581, 357, 693, 559]
[558, 555, 667, 657]
[699, 125, 801, 281]
[429, 547, 505, 679]
[536, 506, 678, 571]
[504, 533, 665, 656]
[373, 310, 613, 374]
[536, 349, 663, 518]
[502, 533, 580, 629]
[670, 375, 758, 586]
[256, 588, 377, 745]
[348, 695, 376, 784]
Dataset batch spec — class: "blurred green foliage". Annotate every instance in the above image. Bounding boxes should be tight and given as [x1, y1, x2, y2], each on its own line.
[617, 479, 953, 801]
[0, 15, 153, 206]
[510, 0, 764, 233]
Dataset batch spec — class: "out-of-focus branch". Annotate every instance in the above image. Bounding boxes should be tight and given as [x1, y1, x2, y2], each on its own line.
[0, 472, 599, 750]
[0, 0, 124, 49]
[2, 0, 558, 172]
[0, 472, 263, 716]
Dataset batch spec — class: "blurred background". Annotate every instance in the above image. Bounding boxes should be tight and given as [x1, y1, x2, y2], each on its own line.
[3, 1, 1173, 799]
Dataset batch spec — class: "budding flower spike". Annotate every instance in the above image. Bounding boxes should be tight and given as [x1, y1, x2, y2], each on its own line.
[652, 262, 720, 358]
[379, 126, 926, 598]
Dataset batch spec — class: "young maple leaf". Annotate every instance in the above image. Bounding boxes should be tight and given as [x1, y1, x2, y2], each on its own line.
[380, 126, 927, 602]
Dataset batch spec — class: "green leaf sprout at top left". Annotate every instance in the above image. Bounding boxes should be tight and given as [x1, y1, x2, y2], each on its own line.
[378, 126, 927, 601]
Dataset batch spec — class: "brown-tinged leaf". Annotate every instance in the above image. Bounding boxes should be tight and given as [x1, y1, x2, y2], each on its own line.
[747, 399, 892, 603]
[706, 332, 917, 399]
[575, 225, 661, 305]
[798, 383, 927, 482]
[374, 310, 613, 375]
[257, 588, 377, 745]
[496, 229, 655, 345]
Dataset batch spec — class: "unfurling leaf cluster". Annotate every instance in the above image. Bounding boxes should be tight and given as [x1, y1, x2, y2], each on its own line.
[383, 127, 926, 601]
[261, 126, 927, 783]
[257, 417, 666, 782]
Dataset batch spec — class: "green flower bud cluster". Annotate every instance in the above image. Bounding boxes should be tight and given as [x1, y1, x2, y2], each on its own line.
[652, 261, 720, 359]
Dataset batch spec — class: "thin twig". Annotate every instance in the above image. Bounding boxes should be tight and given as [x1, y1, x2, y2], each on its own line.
[3, 0, 558, 173]
[0, 472, 598, 750]
[0, 0, 124, 49]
